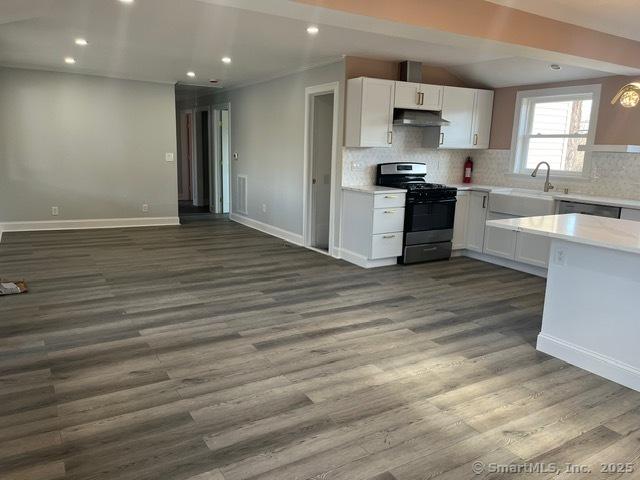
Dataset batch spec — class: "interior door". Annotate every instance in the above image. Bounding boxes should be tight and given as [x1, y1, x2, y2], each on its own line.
[311, 93, 334, 250]
[178, 111, 193, 201]
[440, 86, 476, 148]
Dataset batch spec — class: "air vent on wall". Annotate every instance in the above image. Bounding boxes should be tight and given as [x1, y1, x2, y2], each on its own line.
[236, 175, 248, 215]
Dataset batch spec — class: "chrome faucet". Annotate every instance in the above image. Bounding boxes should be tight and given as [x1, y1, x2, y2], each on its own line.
[531, 161, 554, 192]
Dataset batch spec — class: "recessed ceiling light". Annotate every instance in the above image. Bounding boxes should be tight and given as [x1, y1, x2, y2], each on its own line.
[75, 38, 88, 46]
[306, 26, 319, 35]
[550, 64, 562, 71]
[187, 71, 196, 78]
[64, 57, 76, 65]
[119, 0, 134, 4]
[221, 57, 232, 64]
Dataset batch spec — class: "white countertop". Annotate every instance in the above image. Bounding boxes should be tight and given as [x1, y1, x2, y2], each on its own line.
[487, 213, 640, 255]
[448, 184, 640, 210]
[342, 185, 407, 194]
[343, 183, 640, 209]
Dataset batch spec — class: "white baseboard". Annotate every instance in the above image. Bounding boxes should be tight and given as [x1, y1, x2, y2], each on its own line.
[0, 217, 180, 240]
[455, 249, 547, 278]
[338, 248, 398, 269]
[229, 213, 303, 246]
[537, 333, 640, 392]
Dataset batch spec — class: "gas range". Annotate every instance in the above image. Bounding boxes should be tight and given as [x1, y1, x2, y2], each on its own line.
[376, 162, 458, 264]
[404, 182, 458, 203]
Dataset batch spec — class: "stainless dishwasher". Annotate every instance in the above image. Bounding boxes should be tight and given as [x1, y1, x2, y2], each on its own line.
[558, 201, 621, 218]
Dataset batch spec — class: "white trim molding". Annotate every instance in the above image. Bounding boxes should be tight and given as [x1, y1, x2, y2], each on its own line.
[338, 248, 396, 269]
[0, 217, 180, 237]
[303, 81, 341, 257]
[510, 84, 601, 180]
[229, 213, 303, 246]
[537, 333, 640, 392]
[456, 249, 547, 278]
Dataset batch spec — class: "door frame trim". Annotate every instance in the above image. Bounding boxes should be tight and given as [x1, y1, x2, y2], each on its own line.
[212, 102, 231, 214]
[178, 109, 195, 202]
[303, 81, 340, 256]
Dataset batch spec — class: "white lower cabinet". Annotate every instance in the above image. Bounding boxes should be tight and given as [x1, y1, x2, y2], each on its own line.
[466, 191, 488, 252]
[341, 188, 406, 268]
[452, 191, 469, 250]
[452, 189, 552, 272]
[371, 233, 403, 259]
[515, 232, 551, 268]
[484, 212, 517, 260]
[372, 207, 405, 234]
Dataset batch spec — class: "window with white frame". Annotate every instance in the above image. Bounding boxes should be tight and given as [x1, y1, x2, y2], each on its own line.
[512, 85, 600, 176]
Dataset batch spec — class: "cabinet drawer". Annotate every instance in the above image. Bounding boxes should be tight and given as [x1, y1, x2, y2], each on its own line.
[372, 207, 405, 234]
[373, 193, 405, 209]
[371, 233, 403, 259]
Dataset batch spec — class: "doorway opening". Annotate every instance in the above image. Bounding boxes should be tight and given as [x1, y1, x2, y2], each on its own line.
[303, 82, 340, 255]
[177, 106, 213, 218]
[175, 84, 230, 221]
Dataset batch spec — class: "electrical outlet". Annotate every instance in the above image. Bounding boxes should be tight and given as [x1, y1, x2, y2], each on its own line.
[554, 248, 567, 266]
[261, 203, 267, 213]
[165, 152, 174, 162]
[351, 161, 364, 171]
[142, 204, 149, 213]
[51, 206, 59, 216]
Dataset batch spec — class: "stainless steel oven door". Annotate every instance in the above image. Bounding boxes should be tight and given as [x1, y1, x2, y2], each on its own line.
[404, 198, 456, 244]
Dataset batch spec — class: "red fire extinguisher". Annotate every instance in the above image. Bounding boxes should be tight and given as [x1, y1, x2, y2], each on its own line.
[463, 156, 473, 184]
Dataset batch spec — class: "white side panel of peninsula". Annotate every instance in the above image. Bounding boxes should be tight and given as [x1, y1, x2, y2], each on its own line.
[487, 213, 640, 392]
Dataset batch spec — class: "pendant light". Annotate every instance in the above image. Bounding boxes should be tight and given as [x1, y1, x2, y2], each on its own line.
[611, 82, 640, 108]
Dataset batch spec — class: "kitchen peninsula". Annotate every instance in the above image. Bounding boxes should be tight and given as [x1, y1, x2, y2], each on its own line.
[487, 213, 640, 392]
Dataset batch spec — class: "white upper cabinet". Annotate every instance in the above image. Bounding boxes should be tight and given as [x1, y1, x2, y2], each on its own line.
[471, 89, 494, 149]
[346, 77, 395, 148]
[440, 86, 494, 149]
[440, 86, 476, 148]
[394, 82, 443, 111]
[345, 77, 493, 150]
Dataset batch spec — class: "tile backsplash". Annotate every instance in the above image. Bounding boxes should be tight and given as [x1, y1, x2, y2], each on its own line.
[472, 149, 640, 200]
[342, 128, 468, 186]
[342, 128, 640, 200]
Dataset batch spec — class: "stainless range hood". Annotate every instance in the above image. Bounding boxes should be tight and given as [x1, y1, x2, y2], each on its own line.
[394, 60, 450, 130]
[393, 61, 450, 148]
[393, 109, 450, 127]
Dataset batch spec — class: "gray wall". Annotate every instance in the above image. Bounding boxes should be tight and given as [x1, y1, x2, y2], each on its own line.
[0, 68, 178, 222]
[211, 61, 345, 237]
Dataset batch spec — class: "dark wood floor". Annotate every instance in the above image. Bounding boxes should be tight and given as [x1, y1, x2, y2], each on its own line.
[1, 218, 639, 480]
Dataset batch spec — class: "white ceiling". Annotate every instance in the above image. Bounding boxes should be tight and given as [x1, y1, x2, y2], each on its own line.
[487, 0, 640, 42]
[448, 57, 612, 89]
[0, 0, 634, 90]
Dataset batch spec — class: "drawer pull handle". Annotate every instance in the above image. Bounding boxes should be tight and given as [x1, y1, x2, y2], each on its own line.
[384, 195, 397, 199]
[382, 235, 396, 239]
[383, 210, 394, 214]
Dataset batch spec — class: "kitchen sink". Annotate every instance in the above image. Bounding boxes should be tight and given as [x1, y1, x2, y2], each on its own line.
[489, 191, 556, 216]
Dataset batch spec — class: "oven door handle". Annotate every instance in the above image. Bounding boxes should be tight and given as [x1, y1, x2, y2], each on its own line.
[412, 198, 457, 204]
